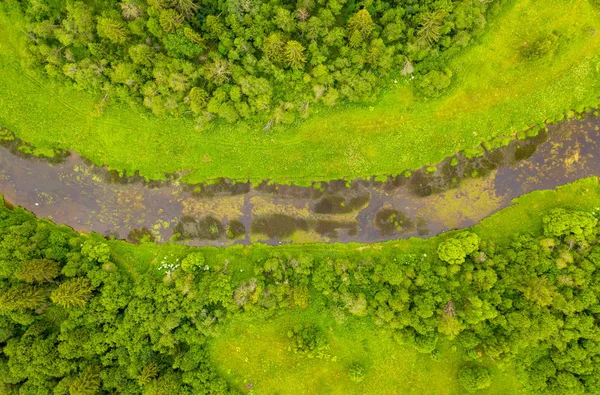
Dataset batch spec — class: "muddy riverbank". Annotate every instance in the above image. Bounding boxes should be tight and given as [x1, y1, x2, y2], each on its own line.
[0, 116, 599, 246]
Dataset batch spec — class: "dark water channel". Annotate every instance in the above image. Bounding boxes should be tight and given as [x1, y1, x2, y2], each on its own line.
[1, 116, 599, 246]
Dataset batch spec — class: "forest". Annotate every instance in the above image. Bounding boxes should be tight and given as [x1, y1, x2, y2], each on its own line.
[1, 0, 600, 393]
[18, 0, 491, 127]
[1, 188, 600, 394]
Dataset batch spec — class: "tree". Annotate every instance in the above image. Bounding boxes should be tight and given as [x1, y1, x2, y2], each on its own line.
[204, 59, 231, 85]
[129, 44, 155, 66]
[171, 0, 198, 19]
[160, 9, 184, 33]
[121, 1, 143, 20]
[97, 18, 128, 44]
[458, 366, 492, 392]
[54, 2, 96, 46]
[188, 87, 209, 114]
[0, 284, 47, 311]
[284, 40, 306, 69]
[416, 10, 446, 47]
[69, 369, 101, 395]
[347, 9, 373, 42]
[543, 209, 598, 242]
[15, 259, 60, 283]
[437, 231, 480, 265]
[419, 69, 453, 98]
[263, 33, 285, 63]
[181, 252, 205, 272]
[51, 277, 94, 308]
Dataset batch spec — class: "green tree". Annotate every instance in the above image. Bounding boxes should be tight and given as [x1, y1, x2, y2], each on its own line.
[543, 208, 598, 242]
[15, 259, 60, 283]
[416, 10, 446, 47]
[69, 369, 101, 395]
[437, 231, 480, 265]
[263, 33, 285, 63]
[181, 252, 206, 272]
[347, 9, 373, 42]
[97, 18, 128, 44]
[51, 277, 94, 308]
[160, 9, 184, 33]
[171, 0, 198, 19]
[284, 40, 306, 69]
[0, 284, 47, 311]
[188, 87, 209, 114]
[458, 366, 492, 393]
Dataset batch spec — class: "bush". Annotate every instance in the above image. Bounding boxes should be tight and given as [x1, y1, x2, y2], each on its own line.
[348, 363, 366, 383]
[458, 366, 491, 392]
[418, 69, 453, 98]
[437, 231, 480, 265]
[181, 252, 206, 272]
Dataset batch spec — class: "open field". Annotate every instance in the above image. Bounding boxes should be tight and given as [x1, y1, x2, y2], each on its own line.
[209, 303, 521, 395]
[1, 0, 599, 183]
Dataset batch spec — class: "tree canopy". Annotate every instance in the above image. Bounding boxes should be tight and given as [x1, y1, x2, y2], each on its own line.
[17, 0, 491, 128]
[1, 202, 600, 393]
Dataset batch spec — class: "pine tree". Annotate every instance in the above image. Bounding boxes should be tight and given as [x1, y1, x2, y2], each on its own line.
[416, 10, 445, 47]
[170, 0, 198, 19]
[96, 17, 128, 44]
[0, 284, 47, 311]
[51, 277, 93, 308]
[347, 9, 373, 41]
[138, 363, 159, 386]
[159, 9, 184, 33]
[263, 33, 285, 64]
[188, 87, 209, 114]
[184, 27, 204, 46]
[15, 259, 60, 283]
[69, 369, 101, 395]
[284, 40, 306, 69]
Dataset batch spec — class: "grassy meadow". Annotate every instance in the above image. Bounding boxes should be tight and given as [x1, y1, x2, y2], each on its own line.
[0, 0, 599, 183]
[209, 303, 522, 395]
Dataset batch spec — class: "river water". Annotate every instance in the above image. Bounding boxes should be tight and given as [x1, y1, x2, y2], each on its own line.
[0, 116, 599, 246]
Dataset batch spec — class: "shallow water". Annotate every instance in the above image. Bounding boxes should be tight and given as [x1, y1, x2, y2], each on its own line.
[0, 116, 599, 246]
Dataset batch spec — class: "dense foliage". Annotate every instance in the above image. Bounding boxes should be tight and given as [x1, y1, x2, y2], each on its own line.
[18, 0, 493, 127]
[1, 202, 600, 393]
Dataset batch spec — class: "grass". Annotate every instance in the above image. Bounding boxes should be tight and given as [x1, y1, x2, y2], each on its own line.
[1, 0, 600, 183]
[209, 303, 521, 395]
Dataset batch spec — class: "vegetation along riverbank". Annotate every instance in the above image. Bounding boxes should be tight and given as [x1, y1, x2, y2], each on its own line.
[0, 177, 600, 393]
[1, 0, 599, 183]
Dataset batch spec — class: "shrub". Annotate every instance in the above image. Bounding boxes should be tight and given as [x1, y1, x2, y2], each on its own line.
[458, 366, 491, 392]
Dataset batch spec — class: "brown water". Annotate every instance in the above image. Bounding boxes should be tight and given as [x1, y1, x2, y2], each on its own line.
[0, 116, 599, 246]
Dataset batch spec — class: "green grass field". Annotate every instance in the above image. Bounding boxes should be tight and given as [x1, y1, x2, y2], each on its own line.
[1, 0, 599, 183]
[209, 304, 522, 395]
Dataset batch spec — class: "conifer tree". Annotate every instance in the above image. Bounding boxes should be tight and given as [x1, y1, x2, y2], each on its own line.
[284, 40, 306, 69]
[15, 259, 60, 284]
[0, 284, 47, 311]
[51, 277, 93, 308]
[69, 369, 101, 395]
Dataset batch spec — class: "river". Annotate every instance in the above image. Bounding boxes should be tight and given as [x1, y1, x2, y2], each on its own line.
[0, 116, 599, 246]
